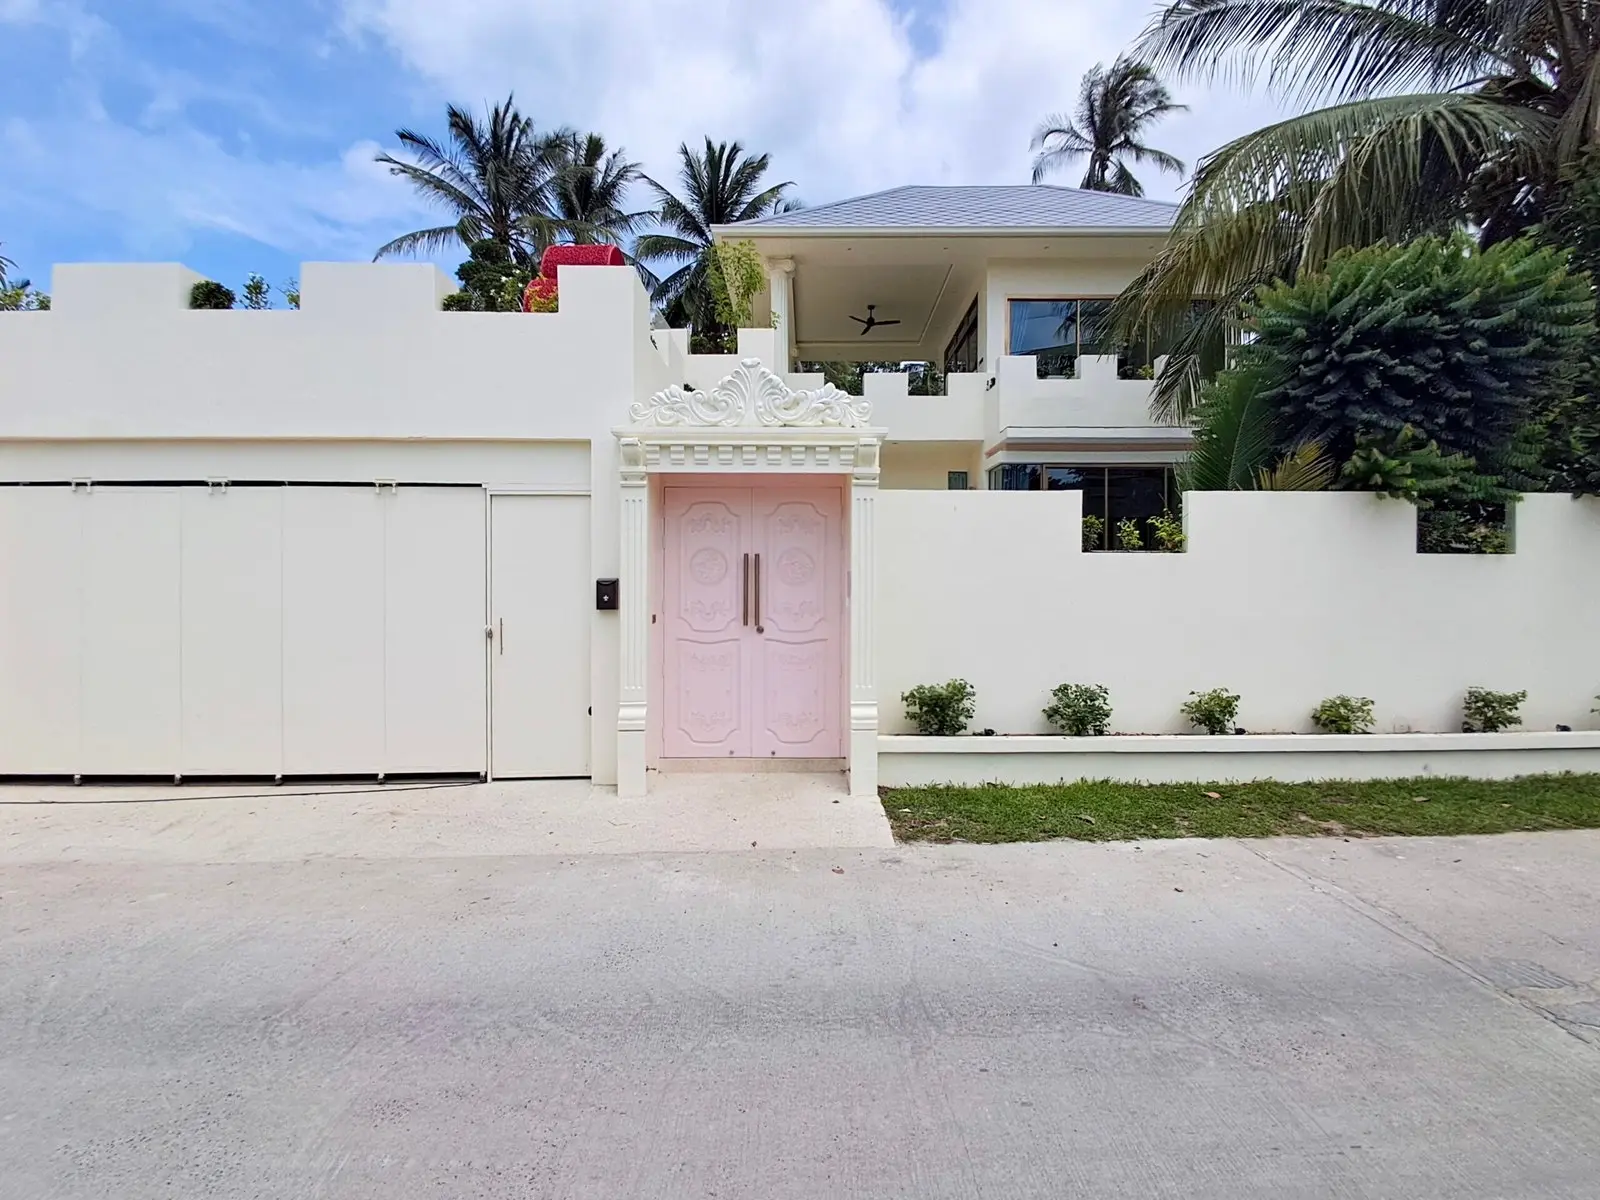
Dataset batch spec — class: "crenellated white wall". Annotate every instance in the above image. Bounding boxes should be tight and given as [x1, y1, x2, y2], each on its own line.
[877, 490, 1600, 737]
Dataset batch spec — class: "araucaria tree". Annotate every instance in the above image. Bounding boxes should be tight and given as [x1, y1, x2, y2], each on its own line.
[1118, 0, 1600, 418]
[1180, 234, 1595, 514]
[634, 139, 793, 351]
[1030, 56, 1186, 194]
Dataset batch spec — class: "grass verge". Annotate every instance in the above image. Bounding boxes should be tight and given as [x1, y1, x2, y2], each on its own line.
[881, 774, 1600, 843]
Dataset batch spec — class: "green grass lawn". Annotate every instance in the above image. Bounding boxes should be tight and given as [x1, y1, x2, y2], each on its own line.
[881, 774, 1600, 843]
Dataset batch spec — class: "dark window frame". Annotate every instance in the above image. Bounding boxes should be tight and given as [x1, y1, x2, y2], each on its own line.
[985, 462, 1180, 551]
[943, 296, 979, 376]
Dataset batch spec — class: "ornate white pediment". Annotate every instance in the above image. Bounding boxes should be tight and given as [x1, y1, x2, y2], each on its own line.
[630, 358, 872, 429]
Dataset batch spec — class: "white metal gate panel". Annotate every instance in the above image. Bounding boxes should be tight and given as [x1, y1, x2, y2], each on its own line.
[0, 488, 82, 773]
[281, 487, 387, 775]
[385, 487, 487, 773]
[490, 494, 591, 777]
[0, 483, 488, 777]
[80, 488, 181, 775]
[181, 487, 284, 776]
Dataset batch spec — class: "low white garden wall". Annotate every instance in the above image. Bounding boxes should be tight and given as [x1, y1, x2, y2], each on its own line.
[876, 491, 1600, 738]
[878, 732, 1600, 786]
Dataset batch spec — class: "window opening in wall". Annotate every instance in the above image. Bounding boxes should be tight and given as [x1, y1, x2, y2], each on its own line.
[986, 463, 1179, 550]
[1009, 298, 1218, 381]
[946, 470, 969, 491]
[943, 297, 979, 376]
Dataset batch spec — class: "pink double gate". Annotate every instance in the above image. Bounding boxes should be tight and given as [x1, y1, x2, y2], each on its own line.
[660, 484, 844, 759]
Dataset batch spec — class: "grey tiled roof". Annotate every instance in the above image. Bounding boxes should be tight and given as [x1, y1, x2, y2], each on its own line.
[724, 185, 1177, 233]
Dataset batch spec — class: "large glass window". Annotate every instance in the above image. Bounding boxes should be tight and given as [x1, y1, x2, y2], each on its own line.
[1010, 298, 1220, 380]
[944, 297, 979, 375]
[989, 463, 1178, 550]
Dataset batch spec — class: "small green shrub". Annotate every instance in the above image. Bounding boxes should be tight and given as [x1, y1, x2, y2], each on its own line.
[188, 280, 236, 309]
[1310, 695, 1375, 734]
[901, 679, 976, 736]
[1043, 683, 1112, 736]
[1082, 514, 1104, 551]
[1148, 511, 1186, 552]
[1182, 688, 1240, 735]
[1115, 517, 1143, 551]
[1463, 687, 1527, 733]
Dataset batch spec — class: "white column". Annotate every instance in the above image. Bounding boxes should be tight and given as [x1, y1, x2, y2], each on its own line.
[848, 439, 881, 797]
[616, 438, 650, 797]
[768, 258, 795, 376]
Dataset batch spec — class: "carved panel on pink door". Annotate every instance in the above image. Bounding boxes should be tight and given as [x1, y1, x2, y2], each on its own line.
[753, 491, 843, 757]
[662, 489, 747, 757]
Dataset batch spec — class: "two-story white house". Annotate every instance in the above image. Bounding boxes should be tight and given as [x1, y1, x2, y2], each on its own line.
[715, 184, 1191, 542]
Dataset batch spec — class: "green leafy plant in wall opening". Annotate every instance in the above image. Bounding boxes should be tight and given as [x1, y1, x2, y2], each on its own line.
[1081, 514, 1104, 552]
[901, 679, 977, 737]
[1148, 511, 1185, 552]
[189, 280, 237, 309]
[708, 238, 768, 330]
[1310, 695, 1375, 734]
[1115, 516, 1143, 551]
[1462, 687, 1527, 733]
[1043, 683, 1113, 737]
[1182, 688, 1240, 735]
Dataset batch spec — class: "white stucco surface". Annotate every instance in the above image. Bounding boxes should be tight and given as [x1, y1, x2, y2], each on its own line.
[878, 732, 1600, 786]
[876, 490, 1600, 739]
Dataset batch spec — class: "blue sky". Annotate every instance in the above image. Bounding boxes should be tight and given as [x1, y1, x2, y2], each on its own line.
[0, 0, 1283, 302]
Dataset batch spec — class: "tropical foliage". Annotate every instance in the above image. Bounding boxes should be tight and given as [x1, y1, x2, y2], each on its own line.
[1030, 55, 1186, 194]
[547, 133, 646, 244]
[1118, 0, 1600, 418]
[708, 238, 767, 329]
[441, 239, 534, 312]
[635, 139, 793, 351]
[1177, 235, 1595, 521]
[375, 96, 641, 264]
[0, 248, 49, 311]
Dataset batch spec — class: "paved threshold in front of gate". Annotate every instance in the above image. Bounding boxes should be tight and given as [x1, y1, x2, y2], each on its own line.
[0, 772, 893, 865]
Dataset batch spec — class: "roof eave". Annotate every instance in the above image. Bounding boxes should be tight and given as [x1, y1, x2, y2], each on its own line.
[710, 223, 1172, 239]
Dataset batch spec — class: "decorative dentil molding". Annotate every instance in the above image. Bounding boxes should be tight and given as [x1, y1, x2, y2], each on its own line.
[629, 357, 872, 429]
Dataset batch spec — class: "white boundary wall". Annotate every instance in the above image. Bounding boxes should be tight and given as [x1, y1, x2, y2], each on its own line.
[877, 490, 1600, 738]
[0, 261, 673, 785]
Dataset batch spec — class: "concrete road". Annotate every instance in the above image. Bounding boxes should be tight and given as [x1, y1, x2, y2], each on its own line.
[5, 834, 1600, 1198]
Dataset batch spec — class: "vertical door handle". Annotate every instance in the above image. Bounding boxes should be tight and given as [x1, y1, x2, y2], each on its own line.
[754, 553, 762, 633]
[742, 553, 750, 626]
[498, 617, 504, 655]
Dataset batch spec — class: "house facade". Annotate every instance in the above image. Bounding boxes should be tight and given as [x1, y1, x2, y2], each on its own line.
[4, 185, 1595, 798]
[718, 185, 1192, 543]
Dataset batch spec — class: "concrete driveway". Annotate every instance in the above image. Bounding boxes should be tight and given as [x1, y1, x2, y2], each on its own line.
[3, 819, 1600, 1197]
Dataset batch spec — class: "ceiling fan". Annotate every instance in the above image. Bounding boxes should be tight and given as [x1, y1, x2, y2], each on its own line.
[848, 304, 901, 336]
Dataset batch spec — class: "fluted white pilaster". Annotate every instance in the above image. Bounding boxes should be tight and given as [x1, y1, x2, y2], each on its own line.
[616, 439, 650, 797]
[848, 441, 880, 796]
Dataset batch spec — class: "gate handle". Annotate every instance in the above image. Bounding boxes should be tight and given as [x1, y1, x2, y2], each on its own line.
[742, 553, 750, 626]
[754, 553, 762, 633]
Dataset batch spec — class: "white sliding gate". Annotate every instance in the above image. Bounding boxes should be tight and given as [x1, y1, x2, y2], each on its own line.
[0, 484, 488, 778]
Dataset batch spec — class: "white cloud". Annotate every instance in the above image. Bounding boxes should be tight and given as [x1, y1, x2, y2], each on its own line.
[339, 0, 1296, 204]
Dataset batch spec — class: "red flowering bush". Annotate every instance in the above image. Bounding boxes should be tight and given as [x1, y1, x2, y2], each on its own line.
[522, 275, 558, 313]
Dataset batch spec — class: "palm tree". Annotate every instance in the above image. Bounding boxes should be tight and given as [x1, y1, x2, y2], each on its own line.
[1030, 56, 1187, 194]
[374, 94, 571, 264]
[1117, 0, 1600, 420]
[547, 133, 648, 244]
[634, 139, 793, 343]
